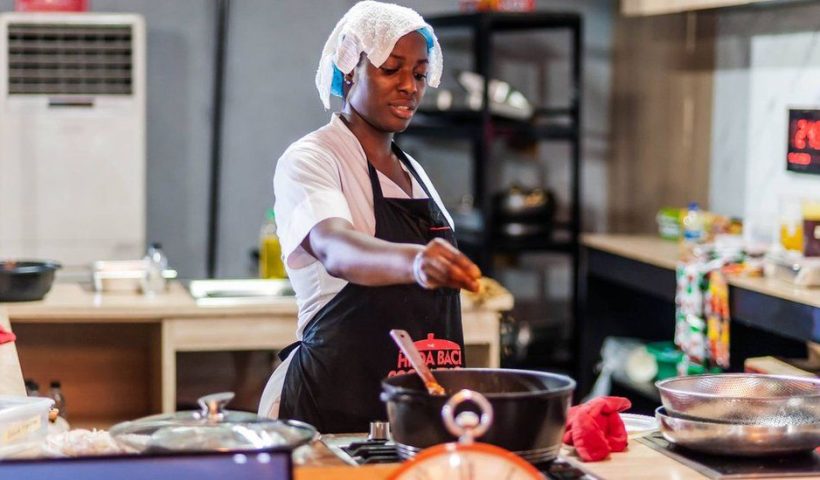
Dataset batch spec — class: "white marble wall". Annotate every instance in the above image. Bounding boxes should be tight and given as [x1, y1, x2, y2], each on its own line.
[711, 4, 820, 240]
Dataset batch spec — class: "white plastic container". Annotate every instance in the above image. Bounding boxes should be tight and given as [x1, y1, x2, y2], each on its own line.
[0, 395, 54, 459]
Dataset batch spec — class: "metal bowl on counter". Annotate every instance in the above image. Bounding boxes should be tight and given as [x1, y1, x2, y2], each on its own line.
[0, 260, 61, 302]
[656, 407, 820, 456]
[109, 392, 317, 453]
[656, 374, 820, 425]
[381, 368, 574, 464]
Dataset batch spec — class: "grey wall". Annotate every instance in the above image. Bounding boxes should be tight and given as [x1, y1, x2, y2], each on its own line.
[0, 0, 216, 278]
[218, 0, 613, 278]
[1, 1, 612, 279]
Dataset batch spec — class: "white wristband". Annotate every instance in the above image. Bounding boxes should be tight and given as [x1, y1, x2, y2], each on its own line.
[413, 251, 434, 289]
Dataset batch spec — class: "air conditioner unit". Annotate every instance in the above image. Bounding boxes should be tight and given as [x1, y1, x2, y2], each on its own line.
[0, 12, 146, 269]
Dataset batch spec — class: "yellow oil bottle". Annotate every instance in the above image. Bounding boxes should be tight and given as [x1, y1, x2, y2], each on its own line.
[259, 209, 287, 279]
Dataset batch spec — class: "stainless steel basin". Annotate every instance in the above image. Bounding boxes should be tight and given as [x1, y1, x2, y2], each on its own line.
[188, 279, 294, 306]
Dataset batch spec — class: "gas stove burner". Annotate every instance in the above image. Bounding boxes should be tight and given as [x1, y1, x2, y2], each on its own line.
[396, 441, 561, 465]
[333, 438, 593, 478]
[340, 440, 401, 465]
[325, 422, 593, 478]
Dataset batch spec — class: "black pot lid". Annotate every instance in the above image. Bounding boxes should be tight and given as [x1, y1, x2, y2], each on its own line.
[109, 392, 317, 452]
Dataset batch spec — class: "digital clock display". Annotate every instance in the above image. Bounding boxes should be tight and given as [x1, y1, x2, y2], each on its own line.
[787, 109, 820, 175]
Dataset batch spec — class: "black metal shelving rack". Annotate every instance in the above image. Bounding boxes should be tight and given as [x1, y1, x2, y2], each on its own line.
[398, 11, 583, 371]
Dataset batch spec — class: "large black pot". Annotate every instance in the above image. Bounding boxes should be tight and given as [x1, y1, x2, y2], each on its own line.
[381, 368, 574, 464]
[0, 260, 61, 302]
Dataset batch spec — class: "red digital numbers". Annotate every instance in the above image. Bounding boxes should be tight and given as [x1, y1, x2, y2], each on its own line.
[788, 152, 812, 165]
[791, 118, 820, 150]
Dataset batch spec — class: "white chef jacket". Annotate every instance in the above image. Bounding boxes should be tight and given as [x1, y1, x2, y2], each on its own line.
[259, 113, 453, 418]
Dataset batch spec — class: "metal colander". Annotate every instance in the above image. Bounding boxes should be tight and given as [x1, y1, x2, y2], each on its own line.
[656, 374, 820, 425]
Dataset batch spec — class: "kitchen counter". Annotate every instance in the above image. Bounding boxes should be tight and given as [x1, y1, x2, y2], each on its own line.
[4, 282, 298, 322]
[583, 234, 820, 309]
[2, 281, 504, 427]
[578, 233, 818, 400]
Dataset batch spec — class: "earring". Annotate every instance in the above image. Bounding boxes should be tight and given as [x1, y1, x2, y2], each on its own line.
[345, 78, 353, 85]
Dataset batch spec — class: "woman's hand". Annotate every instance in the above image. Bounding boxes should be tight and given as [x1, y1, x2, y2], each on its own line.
[413, 238, 481, 292]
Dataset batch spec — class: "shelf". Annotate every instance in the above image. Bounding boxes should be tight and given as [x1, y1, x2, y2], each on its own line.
[427, 11, 581, 32]
[403, 109, 578, 142]
[458, 233, 575, 254]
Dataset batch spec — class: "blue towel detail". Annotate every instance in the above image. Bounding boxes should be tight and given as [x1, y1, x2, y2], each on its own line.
[331, 63, 344, 98]
[416, 27, 434, 51]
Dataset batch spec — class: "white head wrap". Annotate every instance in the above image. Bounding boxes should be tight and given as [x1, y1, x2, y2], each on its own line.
[315, 1, 443, 110]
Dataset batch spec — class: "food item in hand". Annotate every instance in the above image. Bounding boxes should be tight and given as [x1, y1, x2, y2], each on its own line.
[461, 277, 505, 307]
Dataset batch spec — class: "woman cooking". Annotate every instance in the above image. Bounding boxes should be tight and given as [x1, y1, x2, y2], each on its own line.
[258, 1, 481, 433]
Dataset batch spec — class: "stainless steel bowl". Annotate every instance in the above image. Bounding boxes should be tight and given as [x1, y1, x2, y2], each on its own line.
[656, 374, 820, 425]
[656, 407, 820, 456]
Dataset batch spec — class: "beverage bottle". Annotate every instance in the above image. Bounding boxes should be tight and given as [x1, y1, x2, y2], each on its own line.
[25, 379, 40, 397]
[259, 209, 286, 279]
[48, 380, 67, 420]
[682, 202, 704, 244]
[142, 242, 168, 295]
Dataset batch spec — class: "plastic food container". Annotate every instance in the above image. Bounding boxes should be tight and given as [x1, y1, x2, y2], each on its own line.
[91, 260, 177, 293]
[0, 395, 54, 458]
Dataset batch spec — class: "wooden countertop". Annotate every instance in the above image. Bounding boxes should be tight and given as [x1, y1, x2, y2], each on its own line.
[582, 234, 820, 309]
[3, 282, 299, 322]
[4, 281, 509, 323]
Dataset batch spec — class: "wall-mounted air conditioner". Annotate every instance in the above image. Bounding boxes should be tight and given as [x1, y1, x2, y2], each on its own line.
[0, 12, 146, 268]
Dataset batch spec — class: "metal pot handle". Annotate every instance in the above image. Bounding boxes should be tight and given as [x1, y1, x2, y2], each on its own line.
[441, 389, 493, 444]
[198, 392, 235, 421]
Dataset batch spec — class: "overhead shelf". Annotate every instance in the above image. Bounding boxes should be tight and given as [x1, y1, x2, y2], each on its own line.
[403, 109, 579, 142]
[456, 222, 576, 255]
[427, 11, 581, 31]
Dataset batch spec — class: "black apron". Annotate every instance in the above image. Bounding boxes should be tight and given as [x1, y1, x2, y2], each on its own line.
[278, 145, 464, 433]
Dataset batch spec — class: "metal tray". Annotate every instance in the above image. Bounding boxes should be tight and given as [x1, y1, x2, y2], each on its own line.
[656, 407, 820, 456]
[656, 374, 820, 425]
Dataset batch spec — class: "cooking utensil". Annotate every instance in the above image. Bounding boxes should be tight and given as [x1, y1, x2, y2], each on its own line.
[0, 260, 61, 302]
[381, 368, 575, 464]
[656, 407, 820, 456]
[656, 374, 820, 425]
[389, 329, 446, 396]
[110, 392, 317, 453]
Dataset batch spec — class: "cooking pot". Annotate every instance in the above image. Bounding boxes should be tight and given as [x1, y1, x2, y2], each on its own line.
[109, 392, 317, 453]
[0, 260, 61, 302]
[492, 186, 555, 239]
[381, 368, 574, 464]
[493, 185, 555, 219]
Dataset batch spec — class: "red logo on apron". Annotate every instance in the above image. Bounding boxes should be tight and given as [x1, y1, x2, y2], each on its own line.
[388, 333, 463, 377]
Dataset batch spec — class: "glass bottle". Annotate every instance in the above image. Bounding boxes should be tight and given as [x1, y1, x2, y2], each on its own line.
[142, 242, 168, 295]
[48, 380, 67, 420]
[25, 379, 40, 397]
[682, 202, 704, 244]
[259, 209, 286, 279]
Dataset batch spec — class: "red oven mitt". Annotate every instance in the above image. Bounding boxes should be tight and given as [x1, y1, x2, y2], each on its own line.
[563, 396, 632, 462]
[0, 324, 16, 344]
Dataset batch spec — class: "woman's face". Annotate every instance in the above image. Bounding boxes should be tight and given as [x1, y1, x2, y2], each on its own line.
[346, 31, 429, 133]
